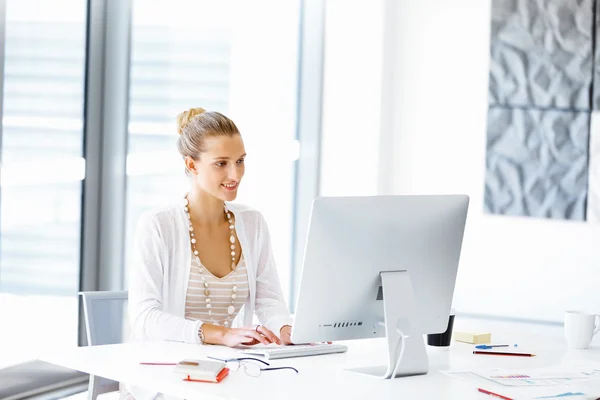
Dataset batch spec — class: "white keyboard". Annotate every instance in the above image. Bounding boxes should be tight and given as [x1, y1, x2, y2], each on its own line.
[239, 343, 348, 360]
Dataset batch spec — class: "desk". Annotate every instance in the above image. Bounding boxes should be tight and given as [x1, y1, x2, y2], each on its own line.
[40, 317, 600, 400]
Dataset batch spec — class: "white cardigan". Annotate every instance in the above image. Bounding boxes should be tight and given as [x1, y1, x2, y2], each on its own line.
[128, 201, 293, 344]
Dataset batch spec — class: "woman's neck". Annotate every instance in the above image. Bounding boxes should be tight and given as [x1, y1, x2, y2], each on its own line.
[187, 186, 226, 227]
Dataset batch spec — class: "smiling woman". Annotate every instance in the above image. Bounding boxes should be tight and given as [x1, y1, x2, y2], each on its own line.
[125, 108, 295, 400]
[176, 108, 246, 202]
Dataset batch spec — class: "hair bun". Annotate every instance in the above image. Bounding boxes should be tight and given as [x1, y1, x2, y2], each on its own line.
[176, 107, 206, 135]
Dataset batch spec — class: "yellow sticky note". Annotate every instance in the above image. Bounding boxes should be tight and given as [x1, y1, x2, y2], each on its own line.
[453, 331, 491, 344]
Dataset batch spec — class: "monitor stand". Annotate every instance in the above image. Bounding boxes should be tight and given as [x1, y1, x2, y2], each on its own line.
[346, 270, 429, 379]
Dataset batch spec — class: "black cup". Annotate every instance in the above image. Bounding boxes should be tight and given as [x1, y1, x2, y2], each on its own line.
[427, 313, 455, 347]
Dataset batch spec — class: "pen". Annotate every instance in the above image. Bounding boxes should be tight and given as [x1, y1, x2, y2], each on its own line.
[473, 351, 535, 357]
[475, 344, 510, 349]
[477, 388, 513, 400]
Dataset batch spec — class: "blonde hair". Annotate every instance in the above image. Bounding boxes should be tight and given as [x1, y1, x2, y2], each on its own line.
[176, 107, 240, 164]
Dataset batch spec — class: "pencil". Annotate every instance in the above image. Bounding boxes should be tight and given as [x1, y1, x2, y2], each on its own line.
[473, 351, 535, 357]
[477, 388, 513, 399]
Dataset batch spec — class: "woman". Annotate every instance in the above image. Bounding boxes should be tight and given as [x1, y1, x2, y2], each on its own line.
[124, 108, 293, 399]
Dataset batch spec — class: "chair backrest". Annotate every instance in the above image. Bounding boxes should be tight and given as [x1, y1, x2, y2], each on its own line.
[79, 291, 129, 400]
[80, 290, 129, 346]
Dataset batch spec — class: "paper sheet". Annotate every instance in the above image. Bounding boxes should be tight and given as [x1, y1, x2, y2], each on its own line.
[444, 364, 600, 387]
[443, 363, 600, 399]
[479, 387, 599, 399]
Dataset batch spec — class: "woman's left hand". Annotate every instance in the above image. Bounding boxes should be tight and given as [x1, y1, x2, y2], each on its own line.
[279, 325, 332, 346]
[280, 325, 293, 345]
[255, 325, 282, 345]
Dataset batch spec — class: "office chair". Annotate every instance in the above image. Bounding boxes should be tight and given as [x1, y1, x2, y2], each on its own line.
[80, 290, 129, 400]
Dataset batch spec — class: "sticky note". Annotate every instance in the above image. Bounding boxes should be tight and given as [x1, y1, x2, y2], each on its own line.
[453, 331, 491, 344]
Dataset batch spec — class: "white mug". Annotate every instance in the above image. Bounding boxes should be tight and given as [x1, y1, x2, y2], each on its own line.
[564, 310, 600, 349]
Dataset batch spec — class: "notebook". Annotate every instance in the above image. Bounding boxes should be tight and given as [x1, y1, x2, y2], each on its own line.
[174, 359, 229, 383]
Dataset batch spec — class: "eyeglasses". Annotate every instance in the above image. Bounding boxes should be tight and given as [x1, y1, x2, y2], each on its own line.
[207, 356, 299, 377]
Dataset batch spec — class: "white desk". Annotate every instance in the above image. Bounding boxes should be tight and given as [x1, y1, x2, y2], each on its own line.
[40, 317, 600, 400]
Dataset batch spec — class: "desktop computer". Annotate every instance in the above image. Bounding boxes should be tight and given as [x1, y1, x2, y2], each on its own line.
[290, 194, 469, 379]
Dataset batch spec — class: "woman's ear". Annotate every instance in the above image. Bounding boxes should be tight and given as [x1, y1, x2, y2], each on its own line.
[185, 156, 197, 174]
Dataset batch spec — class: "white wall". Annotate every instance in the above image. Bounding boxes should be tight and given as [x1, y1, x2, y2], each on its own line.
[319, 0, 385, 196]
[380, 0, 600, 323]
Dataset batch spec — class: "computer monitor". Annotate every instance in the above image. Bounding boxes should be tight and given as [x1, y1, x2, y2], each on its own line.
[290, 195, 469, 379]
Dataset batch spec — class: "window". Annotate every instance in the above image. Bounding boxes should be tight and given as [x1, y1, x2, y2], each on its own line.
[125, 0, 301, 302]
[0, 1, 324, 397]
[0, 0, 87, 369]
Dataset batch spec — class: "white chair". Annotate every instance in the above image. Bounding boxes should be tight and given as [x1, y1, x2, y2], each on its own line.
[80, 290, 129, 400]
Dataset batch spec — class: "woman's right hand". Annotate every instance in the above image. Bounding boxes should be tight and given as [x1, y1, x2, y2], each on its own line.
[203, 324, 277, 347]
[221, 326, 280, 347]
[218, 327, 264, 347]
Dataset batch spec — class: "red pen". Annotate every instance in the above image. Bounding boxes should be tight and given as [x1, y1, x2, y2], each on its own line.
[473, 351, 535, 357]
[477, 388, 513, 400]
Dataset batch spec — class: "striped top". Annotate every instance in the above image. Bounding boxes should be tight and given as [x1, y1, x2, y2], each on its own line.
[184, 255, 249, 326]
